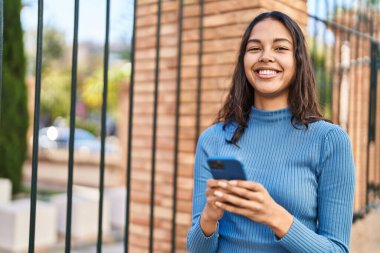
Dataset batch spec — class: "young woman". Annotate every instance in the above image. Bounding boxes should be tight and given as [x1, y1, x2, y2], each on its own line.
[187, 11, 355, 253]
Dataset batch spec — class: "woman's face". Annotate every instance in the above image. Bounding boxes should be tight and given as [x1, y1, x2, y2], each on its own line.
[244, 18, 296, 108]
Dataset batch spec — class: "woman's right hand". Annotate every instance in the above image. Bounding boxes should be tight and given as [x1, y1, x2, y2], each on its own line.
[200, 179, 225, 236]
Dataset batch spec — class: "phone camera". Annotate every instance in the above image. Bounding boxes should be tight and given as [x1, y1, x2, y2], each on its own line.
[212, 160, 224, 169]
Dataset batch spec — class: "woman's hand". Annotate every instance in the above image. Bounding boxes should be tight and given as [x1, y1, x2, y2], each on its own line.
[213, 180, 294, 238]
[200, 179, 227, 236]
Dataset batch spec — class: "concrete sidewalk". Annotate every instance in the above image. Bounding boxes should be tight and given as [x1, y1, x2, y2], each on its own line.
[72, 208, 380, 253]
[350, 207, 380, 253]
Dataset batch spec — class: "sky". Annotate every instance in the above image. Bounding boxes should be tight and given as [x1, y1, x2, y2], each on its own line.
[21, 0, 134, 45]
[20, 0, 329, 44]
[20, 0, 355, 52]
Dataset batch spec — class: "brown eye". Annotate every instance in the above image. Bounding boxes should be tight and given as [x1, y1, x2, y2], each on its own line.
[275, 47, 289, 51]
[247, 47, 260, 52]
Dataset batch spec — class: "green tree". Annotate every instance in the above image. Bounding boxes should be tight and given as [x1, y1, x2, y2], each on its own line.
[40, 69, 71, 120]
[29, 26, 70, 124]
[42, 27, 66, 71]
[81, 63, 130, 116]
[308, 39, 332, 119]
[0, 0, 29, 193]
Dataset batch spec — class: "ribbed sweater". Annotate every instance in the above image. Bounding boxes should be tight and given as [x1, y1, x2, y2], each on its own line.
[187, 107, 355, 253]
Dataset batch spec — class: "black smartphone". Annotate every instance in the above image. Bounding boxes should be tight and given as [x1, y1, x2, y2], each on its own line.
[207, 157, 247, 180]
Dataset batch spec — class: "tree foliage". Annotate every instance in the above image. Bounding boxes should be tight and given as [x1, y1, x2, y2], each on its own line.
[81, 63, 130, 116]
[308, 39, 332, 119]
[0, 0, 29, 193]
[42, 27, 66, 71]
[40, 69, 71, 120]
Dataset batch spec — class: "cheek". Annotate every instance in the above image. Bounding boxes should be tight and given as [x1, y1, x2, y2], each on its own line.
[283, 57, 296, 78]
[243, 55, 254, 75]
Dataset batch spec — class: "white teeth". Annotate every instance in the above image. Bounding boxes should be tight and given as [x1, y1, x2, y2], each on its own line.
[258, 69, 277, 75]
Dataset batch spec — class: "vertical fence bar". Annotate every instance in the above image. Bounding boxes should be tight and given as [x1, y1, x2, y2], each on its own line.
[311, 0, 319, 90]
[65, 0, 80, 252]
[149, 0, 162, 251]
[366, 16, 378, 209]
[171, 0, 184, 252]
[322, 0, 329, 115]
[124, 0, 137, 251]
[328, 0, 337, 117]
[343, 0, 349, 41]
[96, 0, 110, 252]
[352, 1, 363, 155]
[195, 0, 204, 142]
[0, 0, 3, 124]
[28, 0, 44, 252]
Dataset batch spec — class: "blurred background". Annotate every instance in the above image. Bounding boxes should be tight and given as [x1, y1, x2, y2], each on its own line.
[0, 0, 380, 252]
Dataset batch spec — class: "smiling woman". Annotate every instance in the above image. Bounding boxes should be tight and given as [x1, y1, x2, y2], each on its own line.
[244, 19, 296, 109]
[187, 11, 355, 253]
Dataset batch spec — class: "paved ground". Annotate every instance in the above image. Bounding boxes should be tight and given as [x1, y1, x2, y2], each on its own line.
[350, 207, 380, 253]
[72, 244, 123, 253]
[72, 207, 380, 253]
[1, 208, 378, 252]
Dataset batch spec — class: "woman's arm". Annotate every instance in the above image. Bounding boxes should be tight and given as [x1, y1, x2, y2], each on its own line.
[186, 131, 220, 253]
[277, 127, 355, 252]
[278, 128, 355, 252]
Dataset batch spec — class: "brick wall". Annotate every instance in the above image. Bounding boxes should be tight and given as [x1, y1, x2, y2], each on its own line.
[123, 1, 308, 252]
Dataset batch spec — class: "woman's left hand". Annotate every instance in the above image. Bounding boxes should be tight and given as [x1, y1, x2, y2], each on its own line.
[214, 180, 293, 238]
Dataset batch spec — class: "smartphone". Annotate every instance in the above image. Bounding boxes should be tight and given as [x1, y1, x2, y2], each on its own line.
[207, 157, 247, 180]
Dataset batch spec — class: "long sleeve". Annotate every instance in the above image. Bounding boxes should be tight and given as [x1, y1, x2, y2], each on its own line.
[277, 128, 356, 252]
[187, 130, 219, 253]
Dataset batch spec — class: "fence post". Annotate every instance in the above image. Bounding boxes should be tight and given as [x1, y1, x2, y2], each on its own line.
[28, 0, 44, 252]
[366, 39, 379, 209]
[0, 0, 3, 124]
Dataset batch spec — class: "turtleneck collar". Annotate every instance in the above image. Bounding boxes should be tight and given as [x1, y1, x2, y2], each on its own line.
[249, 106, 292, 122]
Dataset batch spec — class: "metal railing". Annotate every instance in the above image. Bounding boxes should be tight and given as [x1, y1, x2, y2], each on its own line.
[25, 0, 134, 252]
[0, 0, 3, 125]
[308, 0, 380, 217]
[29, 0, 44, 251]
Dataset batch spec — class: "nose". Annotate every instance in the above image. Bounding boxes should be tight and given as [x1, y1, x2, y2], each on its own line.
[259, 49, 274, 63]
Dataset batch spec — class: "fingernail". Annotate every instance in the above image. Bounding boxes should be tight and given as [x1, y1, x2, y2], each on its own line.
[218, 181, 227, 188]
[229, 180, 237, 186]
[215, 201, 222, 207]
[214, 191, 223, 197]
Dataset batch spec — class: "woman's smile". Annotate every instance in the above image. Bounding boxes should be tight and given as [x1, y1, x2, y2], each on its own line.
[254, 67, 282, 79]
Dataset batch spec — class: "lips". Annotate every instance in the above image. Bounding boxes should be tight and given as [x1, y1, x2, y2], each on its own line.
[254, 68, 281, 79]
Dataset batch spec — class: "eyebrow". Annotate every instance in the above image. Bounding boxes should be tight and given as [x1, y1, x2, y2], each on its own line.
[247, 38, 293, 45]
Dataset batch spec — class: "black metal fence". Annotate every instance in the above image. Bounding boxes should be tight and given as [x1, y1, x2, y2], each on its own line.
[0, 0, 379, 252]
[22, 0, 122, 252]
[307, 0, 380, 217]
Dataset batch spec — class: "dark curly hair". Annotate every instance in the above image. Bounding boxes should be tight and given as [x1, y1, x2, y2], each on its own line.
[216, 11, 324, 145]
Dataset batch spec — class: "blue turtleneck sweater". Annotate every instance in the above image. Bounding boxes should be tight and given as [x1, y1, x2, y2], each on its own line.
[187, 107, 355, 253]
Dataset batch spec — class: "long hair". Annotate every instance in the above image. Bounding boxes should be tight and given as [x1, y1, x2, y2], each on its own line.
[216, 11, 324, 145]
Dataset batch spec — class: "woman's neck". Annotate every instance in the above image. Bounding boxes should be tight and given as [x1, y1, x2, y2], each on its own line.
[254, 99, 289, 111]
[253, 89, 289, 110]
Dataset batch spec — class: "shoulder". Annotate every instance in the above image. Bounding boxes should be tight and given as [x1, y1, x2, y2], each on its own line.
[305, 121, 352, 162]
[309, 121, 353, 164]
[198, 122, 225, 143]
[197, 122, 235, 146]
[308, 120, 350, 142]
[306, 121, 355, 178]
